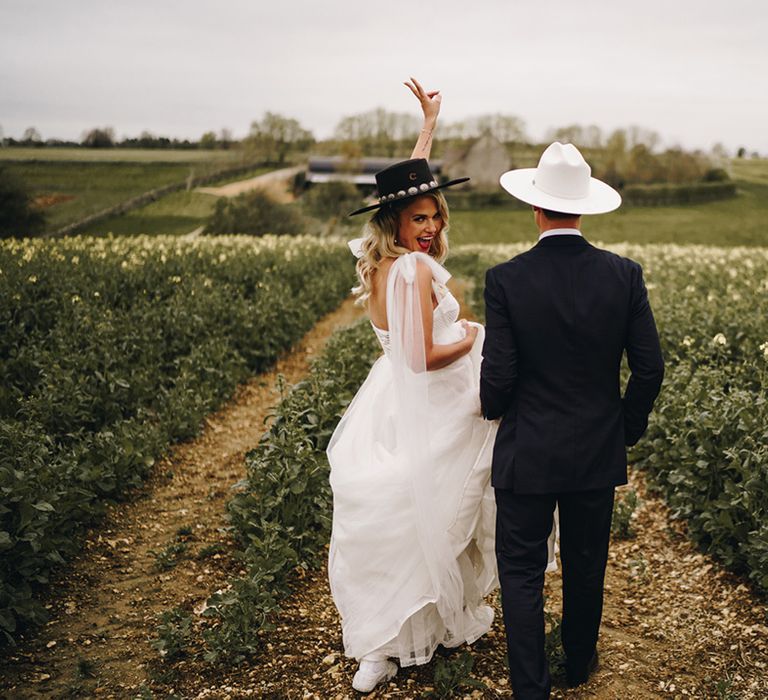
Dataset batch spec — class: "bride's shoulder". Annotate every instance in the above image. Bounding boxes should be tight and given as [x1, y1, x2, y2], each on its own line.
[403, 252, 451, 285]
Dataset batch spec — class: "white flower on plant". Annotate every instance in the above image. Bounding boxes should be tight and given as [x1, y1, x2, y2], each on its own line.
[71, 295, 81, 304]
[27, 274, 38, 283]
[682, 336, 694, 347]
[759, 342, 768, 359]
[712, 333, 727, 346]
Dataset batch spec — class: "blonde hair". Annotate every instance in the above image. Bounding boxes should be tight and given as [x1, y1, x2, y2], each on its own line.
[352, 191, 450, 305]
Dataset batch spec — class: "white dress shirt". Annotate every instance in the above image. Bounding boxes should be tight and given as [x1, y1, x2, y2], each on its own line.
[538, 228, 583, 241]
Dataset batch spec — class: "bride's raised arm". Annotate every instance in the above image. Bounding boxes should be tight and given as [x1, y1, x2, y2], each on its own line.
[404, 77, 441, 160]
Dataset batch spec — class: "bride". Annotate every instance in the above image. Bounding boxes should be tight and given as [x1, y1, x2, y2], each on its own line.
[326, 78, 554, 693]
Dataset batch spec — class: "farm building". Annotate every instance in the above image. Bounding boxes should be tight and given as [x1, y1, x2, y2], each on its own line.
[305, 156, 445, 188]
[441, 133, 511, 191]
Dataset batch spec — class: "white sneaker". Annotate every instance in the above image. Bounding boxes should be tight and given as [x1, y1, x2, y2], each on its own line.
[352, 658, 397, 693]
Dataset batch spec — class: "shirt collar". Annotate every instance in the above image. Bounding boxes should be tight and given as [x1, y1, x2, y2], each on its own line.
[538, 228, 583, 241]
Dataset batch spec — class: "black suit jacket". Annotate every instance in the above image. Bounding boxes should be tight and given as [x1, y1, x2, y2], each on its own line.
[480, 234, 664, 494]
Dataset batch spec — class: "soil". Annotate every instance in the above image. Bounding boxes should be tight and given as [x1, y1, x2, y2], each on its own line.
[2, 284, 766, 700]
[33, 194, 76, 208]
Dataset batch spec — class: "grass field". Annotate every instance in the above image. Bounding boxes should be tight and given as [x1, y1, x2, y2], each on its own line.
[449, 162, 768, 247]
[0, 149, 268, 232]
[4, 161, 194, 230]
[78, 183, 265, 236]
[75, 167, 271, 236]
[729, 157, 768, 185]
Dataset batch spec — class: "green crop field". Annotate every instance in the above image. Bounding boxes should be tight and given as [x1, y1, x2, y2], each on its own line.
[449, 171, 768, 248]
[77, 190, 219, 236]
[0, 149, 268, 233]
[78, 167, 272, 236]
[3, 161, 194, 230]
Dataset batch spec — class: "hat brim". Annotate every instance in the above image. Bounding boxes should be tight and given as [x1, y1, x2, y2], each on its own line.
[347, 177, 470, 216]
[499, 168, 621, 215]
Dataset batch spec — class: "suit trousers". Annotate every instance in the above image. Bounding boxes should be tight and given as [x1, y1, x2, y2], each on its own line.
[494, 486, 615, 699]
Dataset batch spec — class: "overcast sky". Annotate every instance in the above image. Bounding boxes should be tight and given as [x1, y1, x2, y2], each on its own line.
[1, 0, 766, 154]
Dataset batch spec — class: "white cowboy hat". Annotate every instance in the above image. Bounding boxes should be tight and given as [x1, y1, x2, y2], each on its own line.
[499, 142, 621, 215]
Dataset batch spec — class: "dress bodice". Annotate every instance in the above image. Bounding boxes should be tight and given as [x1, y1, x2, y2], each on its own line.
[372, 279, 462, 356]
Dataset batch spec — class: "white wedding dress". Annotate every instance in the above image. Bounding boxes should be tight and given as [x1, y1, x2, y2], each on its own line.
[327, 252, 555, 667]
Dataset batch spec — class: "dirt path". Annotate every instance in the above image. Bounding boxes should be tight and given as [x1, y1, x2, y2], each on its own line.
[0, 297, 365, 700]
[195, 166, 302, 202]
[147, 280, 765, 699]
[173, 468, 765, 700]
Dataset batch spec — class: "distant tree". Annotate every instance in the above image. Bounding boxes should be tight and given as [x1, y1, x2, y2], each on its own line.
[82, 127, 115, 148]
[625, 125, 661, 152]
[22, 127, 42, 146]
[246, 112, 314, 163]
[0, 166, 46, 238]
[582, 125, 603, 149]
[302, 181, 363, 221]
[601, 129, 628, 187]
[546, 123, 602, 148]
[736, 146, 747, 158]
[709, 143, 730, 172]
[334, 108, 418, 156]
[658, 148, 708, 183]
[206, 190, 304, 235]
[445, 114, 527, 144]
[219, 128, 234, 150]
[702, 167, 729, 182]
[711, 143, 729, 160]
[137, 130, 164, 148]
[625, 144, 663, 183]
[199, 131, 217, 149]
[474, 114, 528, 143]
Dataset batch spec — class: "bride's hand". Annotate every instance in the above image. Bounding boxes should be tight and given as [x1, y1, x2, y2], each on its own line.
[460, 319, 479, 345]
[404, 77, 441, 126]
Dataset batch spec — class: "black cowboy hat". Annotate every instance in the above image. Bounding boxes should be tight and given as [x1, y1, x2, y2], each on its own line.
[348, 158, 469, 216]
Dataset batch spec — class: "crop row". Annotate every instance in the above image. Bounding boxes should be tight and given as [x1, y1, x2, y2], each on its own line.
[0, 234, 354, 644]
[149, 320, 381, 664]
[450, 242, 768, 592]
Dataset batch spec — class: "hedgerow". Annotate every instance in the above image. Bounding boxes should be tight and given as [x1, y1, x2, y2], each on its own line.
[0, 234, 353, 644]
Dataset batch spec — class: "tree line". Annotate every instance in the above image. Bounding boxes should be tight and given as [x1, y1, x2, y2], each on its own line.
[3, 112, 760, 163]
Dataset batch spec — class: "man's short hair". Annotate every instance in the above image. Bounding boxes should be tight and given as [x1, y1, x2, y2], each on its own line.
[541, 208, 579, 220]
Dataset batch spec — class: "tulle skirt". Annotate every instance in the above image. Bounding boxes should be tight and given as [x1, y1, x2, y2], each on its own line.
[327, 335, 500, 666]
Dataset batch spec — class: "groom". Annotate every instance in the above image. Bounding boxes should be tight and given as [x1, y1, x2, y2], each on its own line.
[480, 142, 664, 698]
